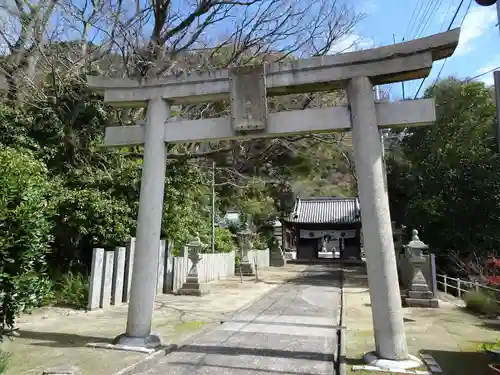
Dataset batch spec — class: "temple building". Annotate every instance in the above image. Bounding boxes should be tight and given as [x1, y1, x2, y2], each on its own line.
[285, 197, 362, 260]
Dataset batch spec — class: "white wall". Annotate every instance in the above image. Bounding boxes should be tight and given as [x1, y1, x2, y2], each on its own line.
[172, 252, 235, 292]
[247, 249, 270, 270]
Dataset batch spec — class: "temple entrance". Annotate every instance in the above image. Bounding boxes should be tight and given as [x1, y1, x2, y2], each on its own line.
[285, 197, 361, 261]
[87, 28, 460, 362]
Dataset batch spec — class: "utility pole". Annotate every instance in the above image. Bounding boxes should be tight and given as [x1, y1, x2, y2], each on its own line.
[494, 72, 500, 153]
[494, 2, 500, 151]
[211, 160, 216, 253]
[393, 34, 405, 99]
[473, 1, 500, 151]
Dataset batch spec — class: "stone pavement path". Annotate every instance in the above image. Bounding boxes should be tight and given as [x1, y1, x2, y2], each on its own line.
[136, 265, 341, 375]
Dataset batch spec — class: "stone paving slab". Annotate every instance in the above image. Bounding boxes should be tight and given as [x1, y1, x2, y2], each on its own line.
[133, 264, 342, 375]
[342, 265, 500, 375]
[3, 264, 308, 375]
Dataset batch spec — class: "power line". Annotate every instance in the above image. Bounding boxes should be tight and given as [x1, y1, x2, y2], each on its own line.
[413, 0, 441, 39]
[413, 0, 469, 99]
[439, 0, 456, 30]
[467, 65, 500, 82]
[432, 0, 472, 83]
[419, 0, 446, 37]
[399, 0, 447, 99]
[405, 0, 428, 40]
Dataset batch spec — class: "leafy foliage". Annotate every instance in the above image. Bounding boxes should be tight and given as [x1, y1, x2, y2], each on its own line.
[0, 147, 55, 335]
[387, 78, 500, 272]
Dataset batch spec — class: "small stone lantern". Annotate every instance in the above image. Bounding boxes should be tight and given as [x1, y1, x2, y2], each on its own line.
[404, 229, 438, 308]
[236, 223, 256, 276]
[177, 233, 208, 296]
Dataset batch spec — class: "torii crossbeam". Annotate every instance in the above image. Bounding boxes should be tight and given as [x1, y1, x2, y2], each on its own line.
[85, 28, 460, 366]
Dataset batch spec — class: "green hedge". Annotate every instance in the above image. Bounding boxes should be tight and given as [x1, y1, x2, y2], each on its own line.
[0, 147, 55, 334]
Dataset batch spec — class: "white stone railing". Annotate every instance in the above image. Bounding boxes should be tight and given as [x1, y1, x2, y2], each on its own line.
[87, 240, 270, 310]
[437, 274, 500, 302]
[171, 251, 235, 292]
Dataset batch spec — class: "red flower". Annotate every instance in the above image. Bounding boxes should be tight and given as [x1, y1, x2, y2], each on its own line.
[487, 276, 500, 285]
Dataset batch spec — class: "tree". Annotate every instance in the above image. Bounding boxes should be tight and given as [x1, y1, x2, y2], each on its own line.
[387, 77, 500, 276]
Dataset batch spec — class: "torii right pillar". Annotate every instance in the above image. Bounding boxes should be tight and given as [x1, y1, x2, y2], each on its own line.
[348, 76, 408, 362]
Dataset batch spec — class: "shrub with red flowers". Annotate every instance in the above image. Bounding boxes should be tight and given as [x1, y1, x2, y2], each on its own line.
[487, 276, 500, 286]
[486, 258, 500, 286]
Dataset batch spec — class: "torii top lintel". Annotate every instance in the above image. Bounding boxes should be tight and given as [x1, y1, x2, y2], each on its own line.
[86, 28, 460, 108]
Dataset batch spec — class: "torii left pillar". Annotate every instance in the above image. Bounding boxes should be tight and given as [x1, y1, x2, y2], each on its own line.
[114, 97, 170, 348]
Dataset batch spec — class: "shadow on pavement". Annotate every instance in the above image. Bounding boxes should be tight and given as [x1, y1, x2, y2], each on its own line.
[227, 319, 337, 329]
[258, 265, 342, 287]
[286, 268, 342, 287]
[482, 320, 500, 331]
[167, 361, 326, 374]
[176, 344, 334, 362]
[424, 349, 499, 375]
[16, 330, 112, 348]
[342, 265, 369, 292]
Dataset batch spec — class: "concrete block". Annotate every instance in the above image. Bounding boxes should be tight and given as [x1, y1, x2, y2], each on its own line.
[405, 298, 439, 308]
[163, 240, 174, 293]
[88, 248, 104, 310]
[122, 237, 135, 303]
[111, 247, 126, 305]
[100, 251, 114, 309]
[157, 239, 166, 293]
[229, 64, 267, 132]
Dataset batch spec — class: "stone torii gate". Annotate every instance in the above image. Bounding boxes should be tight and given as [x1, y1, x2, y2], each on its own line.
[86, 28, 460, 365]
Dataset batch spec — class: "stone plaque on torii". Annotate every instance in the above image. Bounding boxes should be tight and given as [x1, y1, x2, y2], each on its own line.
[83, 29, 460, 367]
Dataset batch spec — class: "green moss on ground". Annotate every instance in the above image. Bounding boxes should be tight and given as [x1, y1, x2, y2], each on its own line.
[174, 321, 206, 333]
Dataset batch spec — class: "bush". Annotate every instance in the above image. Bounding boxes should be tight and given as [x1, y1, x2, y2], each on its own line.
[52, 271, 89, 309]
[464, 290, 500, 316]
[51, 188, 134, 272]
[0, 147, 55, 335]
[213, 228, 236, 253]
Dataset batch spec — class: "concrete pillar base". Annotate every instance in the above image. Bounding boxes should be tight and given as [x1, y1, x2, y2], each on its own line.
[363, 352, 422, 370]
[236, 262, 255, 276]
[270, 249, 286, 267]
[177, 281, 209, 296]
[113, 332, 161, 349]
[270, 257, 286, 267]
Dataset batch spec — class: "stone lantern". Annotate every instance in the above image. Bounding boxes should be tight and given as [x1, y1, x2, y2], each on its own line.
[177, 233, 208, 296]
[404, 229, 438, 308]
[236, 223, 256, 276]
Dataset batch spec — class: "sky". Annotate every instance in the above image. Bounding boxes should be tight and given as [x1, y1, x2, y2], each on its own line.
[339, 0, 500, 100]
[0, 0, 498, 101]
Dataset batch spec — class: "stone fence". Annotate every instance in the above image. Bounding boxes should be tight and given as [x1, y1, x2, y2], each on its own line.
[87, 238, 269, 310]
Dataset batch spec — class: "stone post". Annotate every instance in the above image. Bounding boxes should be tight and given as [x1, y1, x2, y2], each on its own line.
[177, 233, 208, 296]
[405, 230, 439, 308]
[113, 97, 170, 349]
[348, 76, 409, 362]
[236, 223, 256, 276]
[273, 220, 283, 248]
[269, 236, 286, 267]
